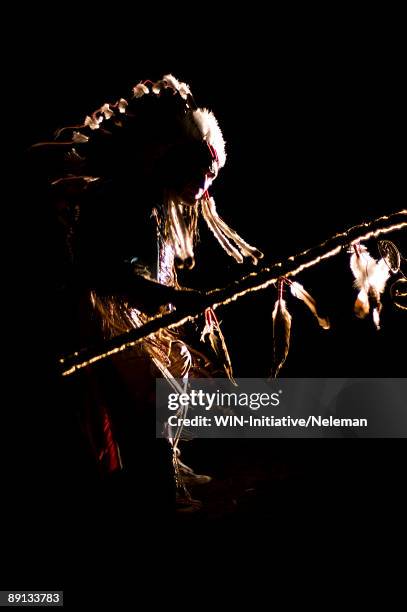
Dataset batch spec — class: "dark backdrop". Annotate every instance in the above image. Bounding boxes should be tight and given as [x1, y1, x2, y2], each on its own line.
[5, 14, 406, 600]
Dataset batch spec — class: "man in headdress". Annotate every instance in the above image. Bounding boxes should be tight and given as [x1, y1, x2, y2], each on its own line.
[33, 73, 263, 510]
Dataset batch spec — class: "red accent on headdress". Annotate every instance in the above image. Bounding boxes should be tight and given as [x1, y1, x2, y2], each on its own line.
[207, 143, 219, 163]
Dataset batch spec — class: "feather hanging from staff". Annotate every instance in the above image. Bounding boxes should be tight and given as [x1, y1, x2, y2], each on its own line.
[350, 243, 390, 330]
[289, 280, 330, 329]
[271, 279, 292, 378]
[200, 307, 237, 385]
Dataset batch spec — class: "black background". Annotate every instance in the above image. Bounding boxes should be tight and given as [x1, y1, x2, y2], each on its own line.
[4, 9, 406, 602]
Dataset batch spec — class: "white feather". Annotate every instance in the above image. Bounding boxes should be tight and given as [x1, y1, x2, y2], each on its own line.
[192, 109, 227, 168]
[178, 83, 191, 100]
[100, 103, 113, 119]
[84, 115, 102, 130]
[117, 98, 128, 113]
[132, 83, 150, 98]
[350, 245, 390, 326]
[369, 258, 390, 294]
[162, 74, 191, 99]
[152, 81, 162, 94]
[350, 246, 377, 291]
[162, 74, 181, 91]
[372, 307, 381, 330]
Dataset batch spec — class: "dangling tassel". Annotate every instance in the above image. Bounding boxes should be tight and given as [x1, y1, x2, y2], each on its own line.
[201, 307, 237, 385]
[202, 203, 244, 263]
[201, 195, 263, 265]
[82, 391, 123, 474]
[271, 279, 292, 378]
[167, 200, 195, 269]
[98, 404, 123, 473]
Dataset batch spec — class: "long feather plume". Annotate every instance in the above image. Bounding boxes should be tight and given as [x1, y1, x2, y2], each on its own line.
[201, 196, 263, 265]
[289, 280, 330, 329]
[271, 281, 292, 378]
[201, 204, 244, 263]
[201, 308, 237, 385]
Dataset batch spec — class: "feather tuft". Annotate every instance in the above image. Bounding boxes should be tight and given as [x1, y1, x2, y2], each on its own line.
[100, 103, 113, 119]
[271, 295, 292, 378]
[132, 83, 150, 98]
[117, 98, 128, 113]
[84, 115, 103, 130]
[192, 109, 227, 168]
[350, 244, 390, 328]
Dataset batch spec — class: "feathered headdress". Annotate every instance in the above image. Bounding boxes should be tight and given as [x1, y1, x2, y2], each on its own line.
[35, 73, 262, 271]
